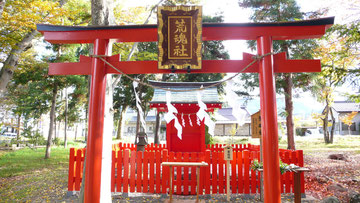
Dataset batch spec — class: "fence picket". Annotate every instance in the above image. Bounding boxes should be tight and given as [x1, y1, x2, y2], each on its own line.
[136, 151, 142, 192]
[169, 152, 175, 193]
[111, 150, 116, 192]
[176, 152, 182, 194]
[204, 150, 211, 195]
[68, 148, 75, 192]
[231, 151, 237, 193]
[250, 151, 257, 193]
[243, 150, 250, 194]
[183, 152, 190, 195]
[149, 151, 155, 193]
[212, 151, 218, 194]
[219, 152, 224, 194]
[75, 149, 82, 191]
[155, 151, 161, 193]
[199, 152, 205, 195]
[130, 151, 136, 192]
[161, 149, 168, 194]
[123, 149, 130, 193]
[237, 151, 243, 193]
[190, 152, 197, 195]
[143, 151, 149, 193]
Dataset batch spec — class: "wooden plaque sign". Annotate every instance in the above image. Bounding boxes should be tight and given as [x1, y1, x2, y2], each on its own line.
[224, 145, 233, 161]
[157, 6, 202, 70]
[251, 111, 262, 138]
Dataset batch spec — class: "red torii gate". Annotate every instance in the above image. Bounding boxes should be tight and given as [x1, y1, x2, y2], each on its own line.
[37, 17, 334, 203]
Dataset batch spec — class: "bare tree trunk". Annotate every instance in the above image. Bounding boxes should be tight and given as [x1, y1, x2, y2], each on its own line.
[75, 124, 78, 141]
[54, 112, 57, 139]
[16, 114, 21, 146]
[329, 107, 335, 143]
[154, 111, 160, 144]
[322, 100, 330, 144]
[284, 73, 295, 150]
[45, 84, 58, 159]
[0, 29, 38, 94]
[64, 88, 68, 148]
[116, 106, 127, 139]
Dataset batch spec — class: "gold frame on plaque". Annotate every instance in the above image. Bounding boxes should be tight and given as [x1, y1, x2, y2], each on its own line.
[158, 6, 202, 70]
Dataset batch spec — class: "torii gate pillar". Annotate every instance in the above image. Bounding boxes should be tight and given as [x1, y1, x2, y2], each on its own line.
[257, 36, 281, 202]
[84, 39, 109, 202]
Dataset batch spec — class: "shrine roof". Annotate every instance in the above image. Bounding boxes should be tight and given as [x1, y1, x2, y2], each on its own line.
[332, 101, 360, 113]
[149, 81, 221, 104]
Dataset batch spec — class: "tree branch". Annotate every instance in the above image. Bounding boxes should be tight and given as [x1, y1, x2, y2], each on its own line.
[0, 29, 38, 94]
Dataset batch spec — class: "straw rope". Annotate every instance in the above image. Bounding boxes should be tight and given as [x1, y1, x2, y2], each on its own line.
[89, 52, 275, 92]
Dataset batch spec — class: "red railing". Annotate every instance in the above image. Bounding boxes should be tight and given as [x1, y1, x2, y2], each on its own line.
[68, 143, 304, 195]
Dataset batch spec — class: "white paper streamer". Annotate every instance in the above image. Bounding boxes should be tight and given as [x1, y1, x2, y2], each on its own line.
[225, 80, 247, 127]
[196, 90, 216, 136]
[164, 91, 183, 139]
[181, 113, 185, 127]
[188, 114, 193, 126]
[133, 81, 147, 133]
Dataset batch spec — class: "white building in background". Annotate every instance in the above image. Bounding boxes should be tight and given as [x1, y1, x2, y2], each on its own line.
[332, 101, 360, 135]
[214, 107, 251, 136]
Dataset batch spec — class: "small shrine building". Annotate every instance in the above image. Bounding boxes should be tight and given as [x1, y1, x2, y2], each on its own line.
[149, 81, 222, 152]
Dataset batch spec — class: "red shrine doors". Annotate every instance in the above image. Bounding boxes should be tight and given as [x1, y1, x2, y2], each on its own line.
[166, 106, 206, 152]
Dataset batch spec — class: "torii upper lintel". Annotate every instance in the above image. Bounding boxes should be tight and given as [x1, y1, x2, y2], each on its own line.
[37, 17, 334, 43]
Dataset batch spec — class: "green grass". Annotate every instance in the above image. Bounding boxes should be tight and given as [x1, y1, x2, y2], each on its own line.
[279, 135, 360, 152]
[0, 140, 86, 201]
[212, 135, 360, 153]
[0, 137, 86, 178]
[0, 147, 70, 178]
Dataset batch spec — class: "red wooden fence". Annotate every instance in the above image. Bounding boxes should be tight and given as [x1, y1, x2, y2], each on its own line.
[68, 143, 304, 195]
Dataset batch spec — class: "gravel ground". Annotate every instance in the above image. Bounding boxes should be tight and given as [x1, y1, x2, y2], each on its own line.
[62, 192, 318, 203]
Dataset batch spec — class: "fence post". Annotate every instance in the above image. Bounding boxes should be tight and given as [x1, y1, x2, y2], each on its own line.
[243, 150, 250, 194]
[116, 150, 123, 193]
[111, 150, 116, 192]
[161, 149, 169, 195]
[67, 148, 75, 196]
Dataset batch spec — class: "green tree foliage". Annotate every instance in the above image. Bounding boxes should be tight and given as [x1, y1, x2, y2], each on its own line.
[334, 22, 360, 102]
[339, 111, 358, 135]
[311, 25, 357, 143]
[238, 0, 322, 149]
[6, 42, 88, 156]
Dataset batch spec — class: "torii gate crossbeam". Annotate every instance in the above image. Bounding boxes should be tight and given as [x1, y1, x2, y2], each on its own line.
[37, 17, 334, 203]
